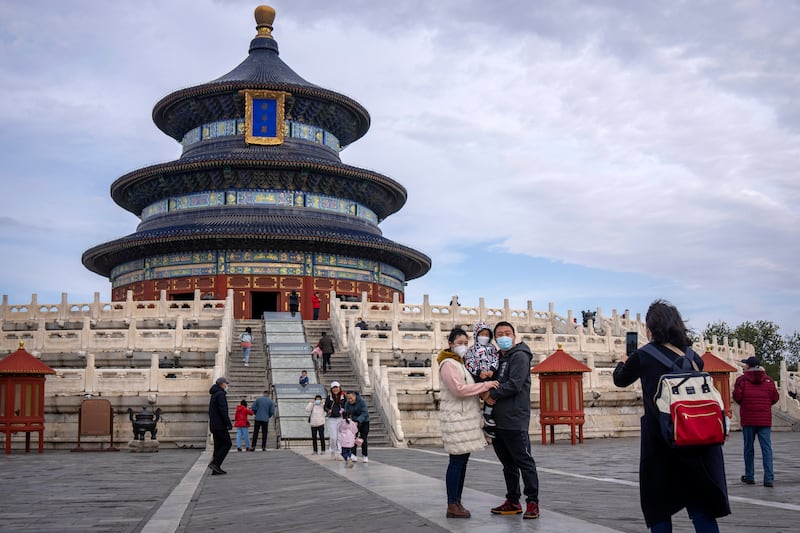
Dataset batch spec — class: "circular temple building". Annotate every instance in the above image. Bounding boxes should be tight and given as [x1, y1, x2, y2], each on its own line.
[82, 5, 431, 319]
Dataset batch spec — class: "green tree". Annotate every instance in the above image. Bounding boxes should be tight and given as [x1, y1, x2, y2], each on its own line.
[702, 321, 734, 345]
[732, 321, 785, 380]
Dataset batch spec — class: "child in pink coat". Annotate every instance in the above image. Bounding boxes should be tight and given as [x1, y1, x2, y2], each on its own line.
[337, 412, 358, 467]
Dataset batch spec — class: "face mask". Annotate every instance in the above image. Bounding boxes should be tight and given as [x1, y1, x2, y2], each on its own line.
[314, 399, 321, 405]
[496, 336, 513, 350]
[453, 344, 468, 357]
[477, 336, 490, 346]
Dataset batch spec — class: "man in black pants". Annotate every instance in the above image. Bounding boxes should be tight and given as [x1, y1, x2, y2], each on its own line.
[485, 321, 540, 519]
[208, 376, 233, 474]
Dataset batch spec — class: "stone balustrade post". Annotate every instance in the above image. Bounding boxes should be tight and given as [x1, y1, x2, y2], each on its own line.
[479, 297, 486, 322]
[175, 316, 184, 350]
[81, 316, 91, 350]
[150, 352, 160, 391]
[158, 290, 167, 316]
[128, 319, 137, 351]
[432, 352, 441, 392]
[0, 294, 7, 321]
[433, 320, 443, 351]
[423, 294, 431, 320]
[30, 294, 39, 320]
[192, 289, 202, 320]
[91, 292, 101, 320]
[392, 291, 401, 324]
[59, 293, 69, 321]
[779, 360, 788, 412]
[85, 352, 96, 394]
[34, 318, 45, 351]
[567, 309, 575, 330]
[547, 302, 555, 329]
[586, 351, 596, 387]
[545, 320, 554, 354]
[503, 298, 511, 322]
[125, 290, 134, 321]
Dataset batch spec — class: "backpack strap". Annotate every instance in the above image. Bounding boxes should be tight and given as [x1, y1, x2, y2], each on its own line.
[640, 343, 696, 371]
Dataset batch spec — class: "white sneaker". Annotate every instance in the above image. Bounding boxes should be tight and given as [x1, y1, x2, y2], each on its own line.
[362, 456, 368, 463]
[244, 363, 249, 367]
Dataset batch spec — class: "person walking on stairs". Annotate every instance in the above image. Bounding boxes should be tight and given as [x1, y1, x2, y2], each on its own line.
[318, 332, 335, 373]
[240, 327, 253, 367]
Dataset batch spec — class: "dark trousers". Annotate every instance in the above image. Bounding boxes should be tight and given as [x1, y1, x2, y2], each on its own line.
[211, 428, 232, 468]
[446, 453, 470, 504]
[311, 425, 326, 452]
[492, 428, 539, 503]
[322, 353, 332, 372]
[313, 307, 320, 320]
[352, 421, 369, 457]
[251, 420, 269, 450]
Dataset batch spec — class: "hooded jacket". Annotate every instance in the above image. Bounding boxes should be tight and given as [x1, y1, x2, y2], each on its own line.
[733, 367, 779, 427]
[208, 384, 232, 431]
[488, 342, 533, 431]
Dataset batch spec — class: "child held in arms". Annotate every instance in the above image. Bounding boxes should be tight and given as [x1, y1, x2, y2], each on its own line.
[463, 321, 499, 438]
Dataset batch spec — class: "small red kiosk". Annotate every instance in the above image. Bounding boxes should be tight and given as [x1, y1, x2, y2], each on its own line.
[532, 345, 591, 445]
[700, 347, 737, 419]
[0, 342, 56, 454]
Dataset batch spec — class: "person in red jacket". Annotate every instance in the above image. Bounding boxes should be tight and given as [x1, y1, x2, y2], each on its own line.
[312, 292, 321, 320]
[234, 399, 254, 452]
[733, 356, 779, 487]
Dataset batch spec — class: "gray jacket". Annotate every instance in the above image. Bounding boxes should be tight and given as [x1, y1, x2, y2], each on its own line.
[488, 342, 533, 431]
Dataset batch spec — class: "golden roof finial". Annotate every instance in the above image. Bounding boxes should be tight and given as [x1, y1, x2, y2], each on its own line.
[254, 5, 276, 39]
[557, 343, 563, 350]
[19, 341, 24, 349]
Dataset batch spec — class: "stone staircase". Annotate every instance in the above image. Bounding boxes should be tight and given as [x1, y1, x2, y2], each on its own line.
[226, 319, 270, 403]
[303, 320, 391, 447]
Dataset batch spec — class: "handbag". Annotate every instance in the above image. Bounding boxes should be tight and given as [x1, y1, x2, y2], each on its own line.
[354, 433, 364, 446]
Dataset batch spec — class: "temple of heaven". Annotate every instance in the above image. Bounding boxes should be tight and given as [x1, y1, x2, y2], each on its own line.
[82, 5, 431, 320]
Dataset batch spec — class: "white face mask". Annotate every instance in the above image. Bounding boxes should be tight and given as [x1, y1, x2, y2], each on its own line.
[453, 344, 468, 357]
[477, 336, 490, 346]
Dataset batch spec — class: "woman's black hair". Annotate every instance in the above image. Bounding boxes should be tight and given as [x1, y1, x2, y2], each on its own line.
[645, 299, 693, 350]
[240, 399, 247, 406]
[448, 327, 468, 344]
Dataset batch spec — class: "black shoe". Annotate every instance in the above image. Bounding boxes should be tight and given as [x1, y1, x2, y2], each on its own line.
[764, 480, 774, 487]
[741, 476, 755, 485]
[211, 470, 224, 475]
[208, 463, 226, 475]
[483, 428, 496, 439]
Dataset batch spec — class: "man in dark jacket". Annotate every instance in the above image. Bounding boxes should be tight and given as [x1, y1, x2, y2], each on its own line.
[485, 321, 540, 520]
[318, 332, 335, 374]
[733, 356, 779, 486]
[344, 390, 369, 462]
[208, 377, 233, 474]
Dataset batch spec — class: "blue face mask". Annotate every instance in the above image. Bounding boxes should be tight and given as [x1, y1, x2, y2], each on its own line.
[314, 399, 321, 405]
[496, 336, 513, 351]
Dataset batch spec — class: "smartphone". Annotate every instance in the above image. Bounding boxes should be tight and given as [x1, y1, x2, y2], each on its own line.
[626, 332, 638, 356]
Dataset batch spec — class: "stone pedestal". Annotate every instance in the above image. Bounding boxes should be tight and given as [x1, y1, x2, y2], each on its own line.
[128, 439, 159, 453]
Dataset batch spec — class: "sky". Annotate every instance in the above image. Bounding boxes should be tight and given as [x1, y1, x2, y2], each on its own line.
[0, 0, 798, 337]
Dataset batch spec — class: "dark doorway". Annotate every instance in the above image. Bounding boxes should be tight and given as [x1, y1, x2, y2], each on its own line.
[251, 291, 279, 319]
[170, 292, 194, 301]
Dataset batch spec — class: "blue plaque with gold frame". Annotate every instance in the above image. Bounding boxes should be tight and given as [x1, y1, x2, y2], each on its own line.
[241, 89, 288, 145]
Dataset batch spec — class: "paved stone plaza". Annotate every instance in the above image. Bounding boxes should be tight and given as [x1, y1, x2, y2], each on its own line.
[1, 433, 797, 532]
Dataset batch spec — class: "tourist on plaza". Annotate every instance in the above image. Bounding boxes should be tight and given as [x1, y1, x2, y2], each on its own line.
[325, 381, 347, 459]
[338, 411, 359, 467]
[484, 321, 540, 520]
[251, 390, 275, 451]
[306, 394, 327, 455]
[437, 327, 499, 518]
[299, 370, 309, 387]
[289, 290, 299, 317]
[344, 390, 370, 462]
[240, 327, 253, 367]
[318, 332, 335, 373]
[613, 299, 730, 532]
[463, 321, 499, 437]
[733, 356, 779, 487]
[234, 399, 253, 452]
[208, 377, 232, 475]
[312, 291, 321, 320]
[789, 372, 797, 400]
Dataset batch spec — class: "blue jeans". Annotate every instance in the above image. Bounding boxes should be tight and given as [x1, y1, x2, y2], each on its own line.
[236, 427, 249, 449]
[650, 505, 719, 532]
[445, 453, 470, 504]
[742, 426, 774, 482]
[242, 346, 251, 364]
